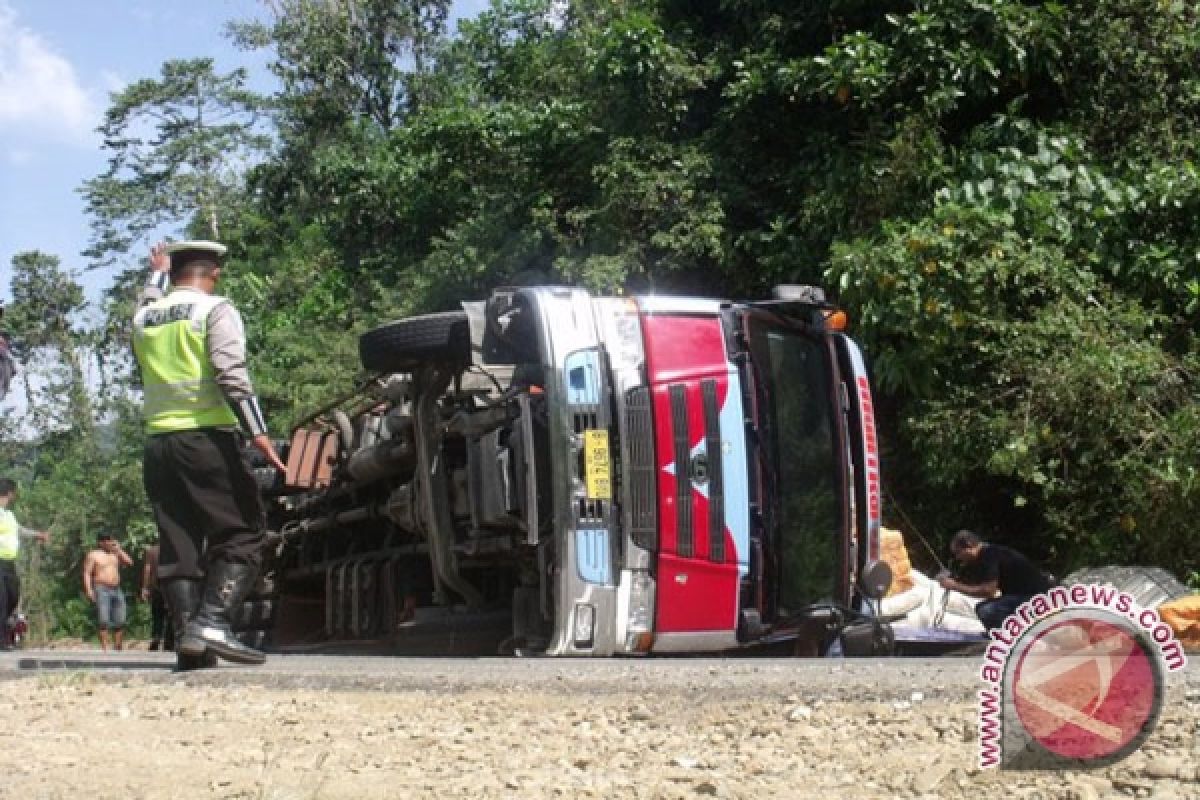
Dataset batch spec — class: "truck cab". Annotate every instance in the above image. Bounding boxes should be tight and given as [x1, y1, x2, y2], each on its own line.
[250, 285, 882, 656]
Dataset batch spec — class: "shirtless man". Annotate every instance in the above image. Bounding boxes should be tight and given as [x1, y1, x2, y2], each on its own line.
[83, 533, 133, 651]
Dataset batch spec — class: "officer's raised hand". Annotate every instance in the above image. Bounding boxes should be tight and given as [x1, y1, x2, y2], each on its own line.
[149, 242, 170, 273]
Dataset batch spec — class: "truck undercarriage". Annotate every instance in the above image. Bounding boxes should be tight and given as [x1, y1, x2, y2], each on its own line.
[253, 303, 562, 654]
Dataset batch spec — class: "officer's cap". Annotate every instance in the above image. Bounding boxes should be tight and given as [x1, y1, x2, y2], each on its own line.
[166, 240, 227, 271]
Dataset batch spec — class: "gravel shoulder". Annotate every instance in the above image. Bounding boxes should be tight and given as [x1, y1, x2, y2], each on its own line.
[1, 650, 1197, 800]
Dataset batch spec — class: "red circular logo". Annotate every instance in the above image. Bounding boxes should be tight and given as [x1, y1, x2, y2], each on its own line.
[1012, 617, 1159, 761]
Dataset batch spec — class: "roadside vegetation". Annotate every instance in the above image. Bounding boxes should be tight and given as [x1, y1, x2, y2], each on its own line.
[3, 0, 1197, 640]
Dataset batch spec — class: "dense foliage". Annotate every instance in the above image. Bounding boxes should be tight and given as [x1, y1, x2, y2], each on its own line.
[3, 0, 1197, 640]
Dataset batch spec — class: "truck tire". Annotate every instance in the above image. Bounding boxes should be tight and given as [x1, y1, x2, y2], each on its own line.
[359, 312, 471, 373]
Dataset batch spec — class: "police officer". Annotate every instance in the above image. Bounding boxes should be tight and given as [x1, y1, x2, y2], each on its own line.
[133, 240, 286, 669]
[0, 478, 49, 649]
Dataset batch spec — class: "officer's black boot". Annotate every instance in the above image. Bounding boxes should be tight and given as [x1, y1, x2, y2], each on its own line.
[178, 561, 265, 665]
[161, 578, 216, 671]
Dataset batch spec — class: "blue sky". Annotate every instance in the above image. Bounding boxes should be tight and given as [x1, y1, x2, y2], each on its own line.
[0, 0, 489, 305]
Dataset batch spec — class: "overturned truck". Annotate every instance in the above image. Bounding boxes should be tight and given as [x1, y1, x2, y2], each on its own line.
[245, 285, 886, 656]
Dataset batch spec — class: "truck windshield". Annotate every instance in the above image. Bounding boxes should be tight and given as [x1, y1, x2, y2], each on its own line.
[747, 320, 843, 613]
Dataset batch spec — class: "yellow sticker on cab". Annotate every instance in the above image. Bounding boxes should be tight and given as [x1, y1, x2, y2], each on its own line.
[583, 429, 612, 500]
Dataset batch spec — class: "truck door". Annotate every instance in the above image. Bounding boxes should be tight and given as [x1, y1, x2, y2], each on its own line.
[639, 304, 750, 651]
[739, 310, 855, 619]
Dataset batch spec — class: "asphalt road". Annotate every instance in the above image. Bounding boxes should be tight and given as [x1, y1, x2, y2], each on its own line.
[4, 649, 1198, 700]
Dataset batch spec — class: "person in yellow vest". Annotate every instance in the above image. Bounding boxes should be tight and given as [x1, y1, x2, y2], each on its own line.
[132, 240, 286, 670]
[0, 477, 49, 650]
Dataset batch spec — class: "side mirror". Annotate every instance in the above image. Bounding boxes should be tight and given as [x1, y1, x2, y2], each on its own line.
[859, 559, 893, 601]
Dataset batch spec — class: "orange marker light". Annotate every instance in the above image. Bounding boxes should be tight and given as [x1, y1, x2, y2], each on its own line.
[824, 309, 849, 331]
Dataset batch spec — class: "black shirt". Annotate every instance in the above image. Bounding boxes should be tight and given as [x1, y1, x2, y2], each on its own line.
[975, 544, 1052, 597]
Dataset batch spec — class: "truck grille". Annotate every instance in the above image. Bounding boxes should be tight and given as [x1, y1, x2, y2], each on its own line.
[624, 387, 657, 551]
[573, 411, 599, 433]
[669, 383, 693, 557]
[577, 496, 606, 523]
[702, 378, 725, 563]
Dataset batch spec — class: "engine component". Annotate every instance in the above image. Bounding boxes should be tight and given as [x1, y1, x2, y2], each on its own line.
[345, 438, 416, 485]
[386, 483, 420, 534]
[412, 364, 484, 608]
[332, 409, 356, 453]
[467, 429, 521, 531]
[356, 412, 388, 451]
[285, 427, 340, 490]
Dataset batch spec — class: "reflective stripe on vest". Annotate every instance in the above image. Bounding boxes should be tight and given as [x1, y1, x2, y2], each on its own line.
[132, 290, 239, 434]
[0, 509, 18, 560]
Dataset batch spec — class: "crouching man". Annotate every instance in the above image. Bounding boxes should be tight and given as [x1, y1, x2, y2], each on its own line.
[938, 529, 1054, 632]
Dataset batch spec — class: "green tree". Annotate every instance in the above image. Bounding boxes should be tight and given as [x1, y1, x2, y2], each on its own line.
[3, 252, 95, 436]
[232, 0, 451, 135]
[80, 58, 270, 266]
[818, 0, 1200, 572]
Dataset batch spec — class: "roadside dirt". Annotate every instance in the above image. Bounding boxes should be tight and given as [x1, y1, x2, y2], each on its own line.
[0, 656, 1197, 800]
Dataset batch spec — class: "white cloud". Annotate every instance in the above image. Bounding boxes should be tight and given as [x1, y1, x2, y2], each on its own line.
[0, 3, 99, 143]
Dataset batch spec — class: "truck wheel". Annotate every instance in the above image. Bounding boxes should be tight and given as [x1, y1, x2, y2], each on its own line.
[359, 311, 471, 373]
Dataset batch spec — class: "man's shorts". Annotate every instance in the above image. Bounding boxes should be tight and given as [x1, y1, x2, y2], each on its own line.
[94, 585, 127, 629]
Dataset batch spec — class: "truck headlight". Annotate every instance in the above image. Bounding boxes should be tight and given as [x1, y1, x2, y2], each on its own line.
[573, 603, 595, 648]
[624, 571, 655, 653]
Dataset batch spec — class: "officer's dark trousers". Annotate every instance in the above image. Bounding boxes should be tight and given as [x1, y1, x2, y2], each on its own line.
[149, 589, 173, 648]
[143, 429, 266, 580]
[0, 560, 19, 641]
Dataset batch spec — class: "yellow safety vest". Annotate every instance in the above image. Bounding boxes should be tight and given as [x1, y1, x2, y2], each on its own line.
[132, 289, 239, 434]
[0, 509, 18, 561]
